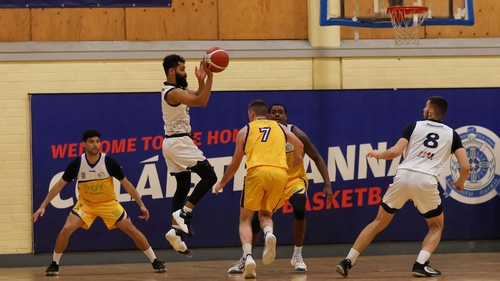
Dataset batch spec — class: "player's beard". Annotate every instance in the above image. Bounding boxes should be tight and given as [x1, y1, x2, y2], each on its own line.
[176, 72, 188, 88]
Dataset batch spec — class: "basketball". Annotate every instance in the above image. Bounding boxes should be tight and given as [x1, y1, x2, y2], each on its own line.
[204, 47, 229, 73]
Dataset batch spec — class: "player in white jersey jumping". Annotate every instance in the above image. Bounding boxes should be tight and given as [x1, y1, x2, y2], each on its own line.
[335, 96, 470, 278]
[160, 54, 218, 256]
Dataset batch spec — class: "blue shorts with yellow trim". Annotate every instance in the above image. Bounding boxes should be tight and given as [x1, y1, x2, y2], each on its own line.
[71, 199, 128, 230]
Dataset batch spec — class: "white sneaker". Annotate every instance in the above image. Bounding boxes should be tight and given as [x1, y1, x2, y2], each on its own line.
[290, 255, 307, 271]
[262, 232, 277, 265]
[165, 228, 192, 257]
[244, 255, 256, 279]
[172, 209, 193, 235]
[228, 258, 245, 274]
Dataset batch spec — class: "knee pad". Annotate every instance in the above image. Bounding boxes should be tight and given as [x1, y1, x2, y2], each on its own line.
[422, 204, 443, 218]
[191, 160, 218, 185]
[251, 211, 261, 234]
[289, 193, 307, 221]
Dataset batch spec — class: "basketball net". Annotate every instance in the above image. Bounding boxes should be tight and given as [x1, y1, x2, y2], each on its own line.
[387, 6, 428, 46]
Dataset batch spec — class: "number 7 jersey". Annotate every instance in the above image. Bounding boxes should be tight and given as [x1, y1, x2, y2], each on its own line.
[244, 119, 288, 171]
[398, 120, 462, 177]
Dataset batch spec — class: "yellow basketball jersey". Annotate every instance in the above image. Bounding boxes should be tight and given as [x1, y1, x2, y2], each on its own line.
[286, 124, 307, 180]
[244, 119, 288, 171]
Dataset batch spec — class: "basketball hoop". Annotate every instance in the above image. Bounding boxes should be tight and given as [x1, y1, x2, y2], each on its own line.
[387, 6, 428, 45]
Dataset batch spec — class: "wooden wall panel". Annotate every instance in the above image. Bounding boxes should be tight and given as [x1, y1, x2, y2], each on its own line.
[218, 0, 308, 40]
[426, 0, 500, 38]
[126, 0, 217, 41]
[0, 9, 31, 42]
[31, 8, 125, 41]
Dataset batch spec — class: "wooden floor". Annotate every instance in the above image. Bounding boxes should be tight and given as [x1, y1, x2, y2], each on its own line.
[0, 252, 498, 280]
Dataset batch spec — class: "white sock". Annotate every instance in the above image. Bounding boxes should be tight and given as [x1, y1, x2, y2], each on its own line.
[294, 246, 303, 256]
[242, 243, 252, 257]
[143, 247, 157, 263]
[346, 248, 360, 265]
[416, 250, 431, 264]
[53, 252, 62, 265]
[172, 224, 181, 229]
[263, 226, 273, 235]
[183, 206, 193, 213]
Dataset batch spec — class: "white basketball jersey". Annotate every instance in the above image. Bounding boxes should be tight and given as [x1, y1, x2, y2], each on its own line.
[161, 84, 191, 136]
[397, 120, 454, 176]
[77, 153, 116, 202]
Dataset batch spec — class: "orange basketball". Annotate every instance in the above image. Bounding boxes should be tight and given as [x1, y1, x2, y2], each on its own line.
[204, 47, 229, 73]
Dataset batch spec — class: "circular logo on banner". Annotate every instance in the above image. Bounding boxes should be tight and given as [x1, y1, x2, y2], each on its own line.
[439, 126, 500, 204]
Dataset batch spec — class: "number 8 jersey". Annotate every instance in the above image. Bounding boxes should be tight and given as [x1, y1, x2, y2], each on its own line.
[397, 120, 463, 176]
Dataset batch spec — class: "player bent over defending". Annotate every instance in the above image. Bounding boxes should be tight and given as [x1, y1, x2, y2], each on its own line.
[32, 129, 166, 276]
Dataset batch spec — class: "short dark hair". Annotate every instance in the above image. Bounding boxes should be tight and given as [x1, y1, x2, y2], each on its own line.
[82, 129, 101, 142]
[248, 99, 268, 116]
[428, 96, 448, 117]
[268, 103, 287, 114]
[163, 54, 185, 76]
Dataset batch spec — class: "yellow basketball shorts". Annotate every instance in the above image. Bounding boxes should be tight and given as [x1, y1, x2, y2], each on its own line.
[71, 199, 128, 230]
[241, 166, 288, 212]
[276, 176, 309, 209]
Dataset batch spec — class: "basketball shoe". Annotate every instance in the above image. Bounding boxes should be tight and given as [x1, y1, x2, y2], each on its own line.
[335, 258, 353, 278]
[412, 260, 441, 277]
[228, 257, 245, 274]
[45, 261, 59, 276]
[165, 228, 193, 257]
[262, 232, 277, 265]
[290, 254, 307, 271]
[244, 254, 256, 279]
[151, 259, 167, 273]
[172, 209, 194, 236]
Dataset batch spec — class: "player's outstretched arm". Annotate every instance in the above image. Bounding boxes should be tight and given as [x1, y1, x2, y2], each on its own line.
[121, 177, 149, 221]
[367, 138, 408, 160]
[32, 178, 68, 222]
[293, 126, 332, 203]
[215, 127, 246, 194]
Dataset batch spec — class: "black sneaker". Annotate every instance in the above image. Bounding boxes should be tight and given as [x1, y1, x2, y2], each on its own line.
[335, 258, 352, 278]
[172, 209, 194, 237]
[152, 259, 167, 273]
[412, 260, 441, 277]
[45, 261, 59, 276]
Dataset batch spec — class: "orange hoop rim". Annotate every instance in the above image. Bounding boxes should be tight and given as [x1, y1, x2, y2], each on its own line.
[387, 6, 428, 15]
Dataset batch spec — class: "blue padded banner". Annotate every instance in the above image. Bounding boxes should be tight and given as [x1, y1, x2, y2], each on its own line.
[0, 0, 171, 8]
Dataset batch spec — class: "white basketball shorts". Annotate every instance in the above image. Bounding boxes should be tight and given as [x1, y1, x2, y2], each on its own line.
[383, 169, 441, 214]
[162, 136, 206, 174]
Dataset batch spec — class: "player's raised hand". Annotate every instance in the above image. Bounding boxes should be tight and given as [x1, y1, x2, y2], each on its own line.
[202, 58, 213, 77]
[195, 60, 207, 80]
